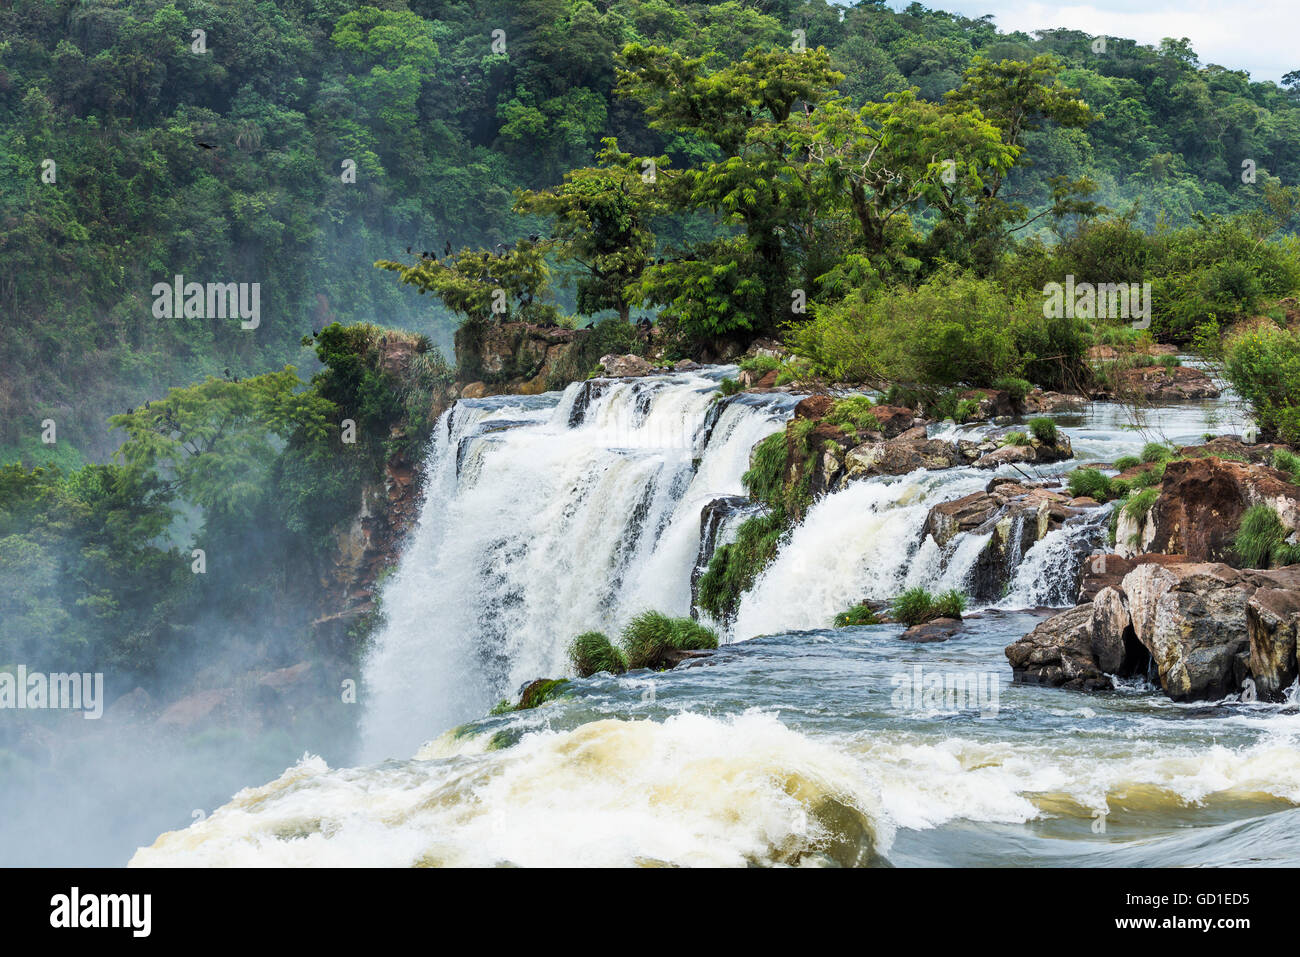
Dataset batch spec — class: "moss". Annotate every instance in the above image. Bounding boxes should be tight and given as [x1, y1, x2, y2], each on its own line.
[833, 603, 881, 627]
[697, 509, 787, 623]
[517, 678, 571, 710]
[568, 631, 627, 677]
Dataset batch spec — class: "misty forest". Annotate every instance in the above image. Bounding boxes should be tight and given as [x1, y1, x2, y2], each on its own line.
[5, 0, 1300, 868]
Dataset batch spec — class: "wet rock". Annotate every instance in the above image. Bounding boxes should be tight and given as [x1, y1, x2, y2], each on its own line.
[958, 389, 1016, 421]
[1103, 364, 1221, 400]
[1005, 604, 1113, 690]
[900, 618, 965, 642]
[974, 431, 1073, 469]
[674, 359, 702, 372]
[1247, 585, 1300, 699]
[866, 405, 919, 439]
[1078, 552, 1189, 602]
[1022, 390, 1087, 414]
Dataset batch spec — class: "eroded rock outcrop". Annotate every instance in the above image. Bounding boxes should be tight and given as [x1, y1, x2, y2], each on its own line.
[1006, 559, 1300, 701]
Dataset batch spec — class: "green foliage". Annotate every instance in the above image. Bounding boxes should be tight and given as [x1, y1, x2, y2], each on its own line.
[1113, 455, 1142, 470]
[517, 679, 572, 711]
[891, 587, 966, 627]
[992, 377, 1033, 402]
[568, 631, 627, 678]
[1029, 417, 1058, 445]
[1002, 431, 1029, 447]
[954, 398, 981, 423]
[717, 377, 743, 397]
[1123, 488, 1160, 524]
[618, 611, 718, 670]
[696, 509, 787, 623]
[1234, 504, 1300, 569]
[824, 396, 877, 437]
[1272, 449, 1300, 483]
[833, 603, 881, 628]
[1067, 468, 1113, 500]
[1141, 442, 1174, 464]
[1224, 323, 1300, 444]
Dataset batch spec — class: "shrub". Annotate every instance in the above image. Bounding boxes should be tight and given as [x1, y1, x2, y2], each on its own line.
[992, 376, 1032, 402]
[717, 377, 743, 397]
[1272, 449, 1300, 484]
[1131, 462, 1166, 488]
[696, 510, 786, 622]
[932, 589, 968, 619]
[1123, 487, 1159, 524]
[619, 611, 718, 670]
[1107, 478, 1132, 499]
[1223, 322, 1300, 444]
[954, 398, 980, 423]
[1002, 431, 1029, 447]
[890, 588, 966, 627]
[1233, 504, 1300, 569]
[568, 631, 627, 677]
[1113, 455, 1141, 470]
[739, 354, 782, 375]
[1140, 442, 1173, 463]
[1067, 468, 1111, 500]
[833, 603, 881, 627]
[824, 395, 876, 435]
[1029, 417, 1058, 445]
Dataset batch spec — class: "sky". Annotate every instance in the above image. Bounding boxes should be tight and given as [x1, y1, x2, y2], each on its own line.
[884, 0, 1298, 84]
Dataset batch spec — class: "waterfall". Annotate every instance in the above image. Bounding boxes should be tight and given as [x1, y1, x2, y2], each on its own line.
[359, 371, 798, 760]
[361, 371, 1101, 760]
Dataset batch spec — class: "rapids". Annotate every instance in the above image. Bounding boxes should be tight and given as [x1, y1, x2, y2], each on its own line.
[132, 366, 1300, 867]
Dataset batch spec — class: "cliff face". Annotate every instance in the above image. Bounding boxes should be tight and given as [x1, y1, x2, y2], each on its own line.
[455, 319, 589, 395]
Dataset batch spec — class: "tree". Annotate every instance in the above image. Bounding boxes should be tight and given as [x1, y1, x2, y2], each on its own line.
[514, 138, 670, 320]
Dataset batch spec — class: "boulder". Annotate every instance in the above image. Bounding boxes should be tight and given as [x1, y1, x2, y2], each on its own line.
[867, 405, 919, 439]
[1247, 585, 1300, 699]
[844, 437, 960, 479]
[900, 618, 965, 643]
[1104, 364, 1221, 401]
[1115, 457, 1300, 562]
[1023, 390, 1087, 414]
[1005, 604, 1113, 691]
[974, 431, 1073, 469]
[599, 353, 653, 378]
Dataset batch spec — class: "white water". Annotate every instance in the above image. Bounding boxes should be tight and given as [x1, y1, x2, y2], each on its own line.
[360, 372, 798, 760]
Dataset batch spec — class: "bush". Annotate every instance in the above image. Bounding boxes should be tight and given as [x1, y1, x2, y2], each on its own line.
[1113, 455, 1141, 470]
[738, 354, 782, 375]
[1002, 431, 1029, 447]
[824, 395, 876, 435]
[619, 611, 718, 670]
[1272, 449, 1300, 483]
[1029, 417, 1058, 445]
[1140, 442, 1173, 463]
[1131, 462, 1166, 488]
[954, 398, 980, 423]
[833, 603, 881, 627]
[1223, 322, 1300, 444]
[717, 377, 742, 397]
[1067, 468, 1111, 500]
[992, 376, 1033, 402]
[1233, 504, 1300, 569]
[696, 510, 786, 622]
[568, 631, 627, 677]
[891, 587, 966, 627]
[1123, 487, 1160, 524]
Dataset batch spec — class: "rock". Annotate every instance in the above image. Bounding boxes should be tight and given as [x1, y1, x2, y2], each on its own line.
[1247, 585, 1300, 699]
[157, 689, 233, 730]
[1090, 587, 1131, 673]
[599, 353, 653, 378]
[456, 319, 589, 390]
[974, 431, 1073, 469]
[107, 687, 155, 723]
[1115, 457, 1300, 563]
[1022, 390, 1087, 414]
[900, 618, 965, 642]
[959, 389, 1016, 420]
[744, 338, 787, 360]
[459, 381, 488, 399]
[793, 394, 834, 420]
[1104, 364, 1221, 400]
[1121, 562, 1249, 701]
[866, 405, 919, 439]
[1005, 604, 1113, 690]
[674, 359, 702, 372]
[844, 437, 961, 479]
[256, 662, 313, 694]
[1078, 552, 1189, 602]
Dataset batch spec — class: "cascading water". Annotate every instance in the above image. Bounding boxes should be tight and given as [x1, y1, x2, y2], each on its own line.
[135, 366, 1300, 869]
[360, 370, 799, 760]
